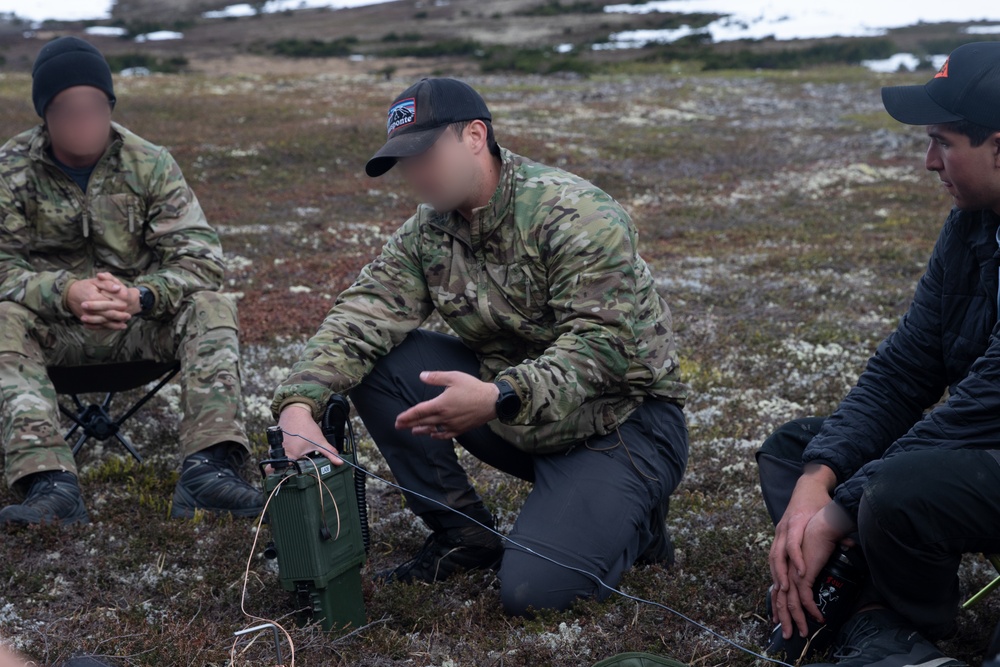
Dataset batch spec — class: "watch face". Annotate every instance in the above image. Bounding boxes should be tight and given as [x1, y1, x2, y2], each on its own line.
[139, 288, 153, 311]
[497, 384, 521, 420]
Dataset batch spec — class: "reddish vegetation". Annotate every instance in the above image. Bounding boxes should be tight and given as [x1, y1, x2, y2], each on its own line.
[0, 65, 996, 666]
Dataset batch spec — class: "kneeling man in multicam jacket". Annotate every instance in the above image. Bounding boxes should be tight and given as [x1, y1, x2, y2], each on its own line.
[272, 78, 689, 615]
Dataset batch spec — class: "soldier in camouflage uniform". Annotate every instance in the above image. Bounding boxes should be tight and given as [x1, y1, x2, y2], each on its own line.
[0, 37, 262, 527]
[272, 78, 689, 615]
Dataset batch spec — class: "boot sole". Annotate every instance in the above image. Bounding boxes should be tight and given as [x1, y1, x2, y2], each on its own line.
[0, 505, 90, 527]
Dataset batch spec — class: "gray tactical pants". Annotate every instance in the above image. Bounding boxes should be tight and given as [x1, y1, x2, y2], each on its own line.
[350, 329, 689, 615]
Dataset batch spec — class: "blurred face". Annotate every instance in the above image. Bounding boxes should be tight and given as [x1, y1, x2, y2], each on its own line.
[397, 125, 481, 214]
[44, 85, 113, 162]
[925, 124, 1000, 214]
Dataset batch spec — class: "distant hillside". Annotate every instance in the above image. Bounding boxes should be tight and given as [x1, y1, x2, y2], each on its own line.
[110, 0, 235, 23]
[0, 0, 995, 77]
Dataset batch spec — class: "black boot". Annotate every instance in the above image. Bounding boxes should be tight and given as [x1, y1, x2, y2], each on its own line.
[58, 658, 114, 667]
[379, 507, 503, 584]
[0, 471, 89, 527]
[810, 609, 966, 667]
[171, 442, 263, 519]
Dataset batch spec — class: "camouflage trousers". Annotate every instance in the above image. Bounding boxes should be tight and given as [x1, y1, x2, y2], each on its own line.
[0, 290, 248, 492]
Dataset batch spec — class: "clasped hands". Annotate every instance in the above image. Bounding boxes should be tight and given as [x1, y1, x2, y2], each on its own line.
[66, 271, 143, 331]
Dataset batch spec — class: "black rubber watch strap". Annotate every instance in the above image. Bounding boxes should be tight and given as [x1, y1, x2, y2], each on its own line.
[494, 379, 522, 424]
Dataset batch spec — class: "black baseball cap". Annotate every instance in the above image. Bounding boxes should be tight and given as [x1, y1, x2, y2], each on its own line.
[365, 77, 492, 178]
[881, 41, 1000, 129]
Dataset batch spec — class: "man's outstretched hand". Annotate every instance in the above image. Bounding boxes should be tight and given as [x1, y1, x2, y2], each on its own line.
[270, 370, 499, 474]
[395, 371, 500, 440]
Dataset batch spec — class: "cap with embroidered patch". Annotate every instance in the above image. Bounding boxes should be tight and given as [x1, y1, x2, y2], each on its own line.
[365, 78, 492, 178]
[881, 42, 1000, 128]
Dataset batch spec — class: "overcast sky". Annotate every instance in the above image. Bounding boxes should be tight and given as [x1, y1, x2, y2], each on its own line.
[4, 0, 1000, 41]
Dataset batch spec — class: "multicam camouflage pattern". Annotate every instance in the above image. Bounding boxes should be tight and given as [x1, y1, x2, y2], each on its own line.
[273, 147, 688, 453]
[0, 122, 226, 320]
[0, 122, 246, 489]
[0, 294, 245, 489]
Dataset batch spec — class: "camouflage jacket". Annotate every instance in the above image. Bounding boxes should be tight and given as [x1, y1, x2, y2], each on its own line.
[0, 122, 225, 321]
[272, 147, 688, 453]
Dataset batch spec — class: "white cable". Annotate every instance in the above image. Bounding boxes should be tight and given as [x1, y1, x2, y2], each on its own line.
[280, 427, 794, 667]
[233, 475, 297, 667]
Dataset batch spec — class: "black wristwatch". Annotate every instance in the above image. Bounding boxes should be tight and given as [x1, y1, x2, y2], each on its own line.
[136, 286, 155, 316]
[494, 379, 522, 424]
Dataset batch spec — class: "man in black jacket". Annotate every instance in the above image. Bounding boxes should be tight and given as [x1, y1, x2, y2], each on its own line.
[759, 42, 1000, 667]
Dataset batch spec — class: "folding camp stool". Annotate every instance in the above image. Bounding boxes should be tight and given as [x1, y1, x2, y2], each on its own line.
[46, 360, 181, 464]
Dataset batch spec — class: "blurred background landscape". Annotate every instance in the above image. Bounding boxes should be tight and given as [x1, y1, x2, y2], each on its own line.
[0, 1, 998, 666]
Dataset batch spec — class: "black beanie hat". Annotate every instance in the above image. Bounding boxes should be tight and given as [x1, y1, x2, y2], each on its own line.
[31, 36, 116, 118]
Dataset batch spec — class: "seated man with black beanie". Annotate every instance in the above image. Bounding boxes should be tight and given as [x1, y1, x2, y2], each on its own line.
[0, 37, 262, 526]
[760, 42, 1000, 667]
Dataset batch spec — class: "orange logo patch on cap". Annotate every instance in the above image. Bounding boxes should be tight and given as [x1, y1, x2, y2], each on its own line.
[935, 58, 949, 79]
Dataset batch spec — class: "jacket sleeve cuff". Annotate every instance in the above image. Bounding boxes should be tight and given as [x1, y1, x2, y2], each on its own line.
[832, 483, 863, 524]
[59, 277, 79, 318]
[801, 443, 850, 486]
[271, 385, 329, 422]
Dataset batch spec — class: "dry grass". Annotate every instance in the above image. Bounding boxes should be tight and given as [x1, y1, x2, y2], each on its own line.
[0, 64, 996, 666]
